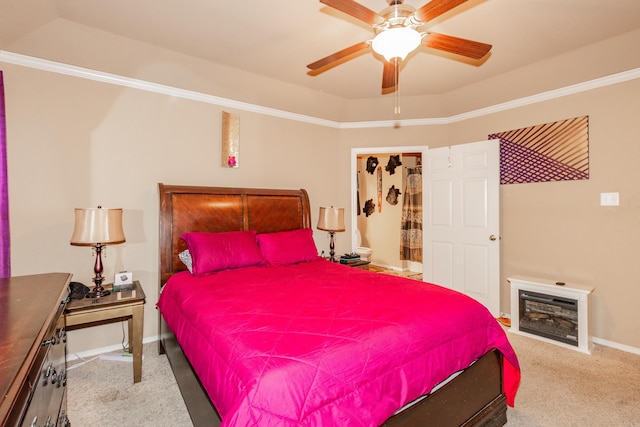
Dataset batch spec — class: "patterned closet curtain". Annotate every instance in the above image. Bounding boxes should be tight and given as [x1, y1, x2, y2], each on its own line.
[400, 166, 422, 263]
[0, 71, 10, 277]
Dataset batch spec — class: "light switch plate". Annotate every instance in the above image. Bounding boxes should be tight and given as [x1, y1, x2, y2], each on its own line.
[600, 192, 619, 206]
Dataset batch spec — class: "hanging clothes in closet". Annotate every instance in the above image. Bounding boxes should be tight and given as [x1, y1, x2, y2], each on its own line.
[400, 165, 422, 263]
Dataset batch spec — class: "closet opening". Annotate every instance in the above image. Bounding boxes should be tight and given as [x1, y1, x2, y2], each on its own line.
[351, 146, 427, 277]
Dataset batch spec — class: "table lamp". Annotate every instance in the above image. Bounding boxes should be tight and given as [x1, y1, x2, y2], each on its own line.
[70, 206, 125, 298]
[317, 206, 345, 262]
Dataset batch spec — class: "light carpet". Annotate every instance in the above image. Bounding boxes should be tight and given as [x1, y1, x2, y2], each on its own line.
[67, 343, 192, 426]
[505, 332, 640, 426]
[67, 331, 640, 426]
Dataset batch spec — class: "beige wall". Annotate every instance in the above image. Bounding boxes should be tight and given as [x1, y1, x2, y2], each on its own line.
[335, 82, 640, 351]
[2, 24, 640, 353]
[451, 80, 640, 349]
[2, 63, 341, 354]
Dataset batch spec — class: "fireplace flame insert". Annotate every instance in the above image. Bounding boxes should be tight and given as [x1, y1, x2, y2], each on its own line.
[519, 289, 579, 346]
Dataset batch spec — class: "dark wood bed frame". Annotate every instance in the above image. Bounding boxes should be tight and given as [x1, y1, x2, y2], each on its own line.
[157, 183, 508, 427]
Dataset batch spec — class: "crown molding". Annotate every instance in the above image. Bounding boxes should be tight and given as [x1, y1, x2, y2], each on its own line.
[2, 50, 639, 129]
[0, 51, 338, 128]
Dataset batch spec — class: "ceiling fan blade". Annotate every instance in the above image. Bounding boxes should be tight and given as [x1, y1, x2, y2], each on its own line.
[382, 59, 398, 93]
[307, 41, 370, 71]
[320, 0, 384, 26]
[422, 32, 492, 59]
[414, 0, 468, 22]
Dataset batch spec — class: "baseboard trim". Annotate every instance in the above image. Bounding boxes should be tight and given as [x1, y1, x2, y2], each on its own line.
[67, 335, 160, 361]
[505, 326, 640, 356]
[592, 337, 640, 355]
[498, 316, 640, 355]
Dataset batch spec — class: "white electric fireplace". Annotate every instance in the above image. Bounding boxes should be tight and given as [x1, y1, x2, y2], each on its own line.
[509, 276, 594, 354]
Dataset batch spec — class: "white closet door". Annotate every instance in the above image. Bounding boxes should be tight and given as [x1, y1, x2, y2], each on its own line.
[424, 140, 500, 316]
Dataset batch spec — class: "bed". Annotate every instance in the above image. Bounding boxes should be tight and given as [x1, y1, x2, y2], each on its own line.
[156, 183, 520, 427]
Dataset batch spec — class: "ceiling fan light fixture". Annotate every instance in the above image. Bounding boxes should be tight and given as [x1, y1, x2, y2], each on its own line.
[371, 27, 421, 62]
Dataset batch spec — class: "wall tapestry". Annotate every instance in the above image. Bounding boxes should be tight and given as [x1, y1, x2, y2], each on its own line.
[489, 116, 589, 185]
[221, 111, 239, 168]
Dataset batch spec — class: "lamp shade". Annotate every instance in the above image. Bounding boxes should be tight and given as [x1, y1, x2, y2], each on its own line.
[70, 207, 125, 246]
[371, 27, 422, 61]
[317, 207, 345, 232]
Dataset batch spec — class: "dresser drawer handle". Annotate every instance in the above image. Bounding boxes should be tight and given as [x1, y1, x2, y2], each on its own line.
[45, 363, 54, 378]
[50, 370, 58, 385]
[41, 336, 57, 347]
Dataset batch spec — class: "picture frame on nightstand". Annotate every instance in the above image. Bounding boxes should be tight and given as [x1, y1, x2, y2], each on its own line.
[114, 271, 134, 291]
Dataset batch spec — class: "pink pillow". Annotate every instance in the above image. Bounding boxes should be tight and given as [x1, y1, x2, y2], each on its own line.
[257, 228, 319, 266]
[180, 230, 265, 275]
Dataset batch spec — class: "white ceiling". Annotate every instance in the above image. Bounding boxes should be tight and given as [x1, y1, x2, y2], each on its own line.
[2, 0, 640, 100]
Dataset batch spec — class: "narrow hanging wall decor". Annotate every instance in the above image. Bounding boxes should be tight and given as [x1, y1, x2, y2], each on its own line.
[221, 111, 239, 168]
[377, 166, 382, 213]
[490, 116, 589, 185]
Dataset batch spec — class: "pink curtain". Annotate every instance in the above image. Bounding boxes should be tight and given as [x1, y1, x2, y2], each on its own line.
[0, 71, 10, 277]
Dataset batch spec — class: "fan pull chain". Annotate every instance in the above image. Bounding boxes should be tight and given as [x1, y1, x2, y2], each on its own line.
[394, 58, 401, 115]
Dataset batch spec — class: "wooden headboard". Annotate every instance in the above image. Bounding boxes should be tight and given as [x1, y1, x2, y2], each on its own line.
[158, 183, 312, 287]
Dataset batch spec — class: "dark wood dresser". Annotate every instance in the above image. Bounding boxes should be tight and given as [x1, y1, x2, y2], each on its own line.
[0, 273, 72, 427]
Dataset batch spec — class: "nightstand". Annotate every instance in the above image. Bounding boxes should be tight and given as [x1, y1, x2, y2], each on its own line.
[65, 280, 146, 383]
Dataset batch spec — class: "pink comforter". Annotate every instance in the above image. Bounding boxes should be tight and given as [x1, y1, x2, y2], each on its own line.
[157, 259, 520, 426]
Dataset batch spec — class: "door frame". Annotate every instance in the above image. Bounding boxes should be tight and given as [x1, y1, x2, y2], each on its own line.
[350, 146, 429, 266]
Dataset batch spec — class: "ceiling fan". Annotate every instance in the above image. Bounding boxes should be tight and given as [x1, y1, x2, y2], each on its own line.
[307, 0, 492, 94]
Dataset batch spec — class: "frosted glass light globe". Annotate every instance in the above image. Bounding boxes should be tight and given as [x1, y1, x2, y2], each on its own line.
[372, 27, 421, 61]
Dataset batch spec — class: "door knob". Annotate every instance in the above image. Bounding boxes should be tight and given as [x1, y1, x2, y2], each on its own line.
[489, 235, 497, 241]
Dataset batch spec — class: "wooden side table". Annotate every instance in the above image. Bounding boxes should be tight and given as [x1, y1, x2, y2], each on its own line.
[65, 280, 146, 383]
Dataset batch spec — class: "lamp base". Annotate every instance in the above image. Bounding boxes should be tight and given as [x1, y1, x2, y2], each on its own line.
[328, 231, 336, 262]
[86, 274, 110, 298]
[86, 243, 110, 298]
[86, 287, 110, 298]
